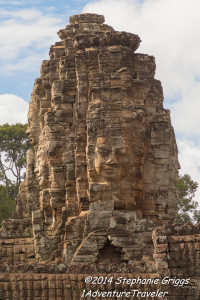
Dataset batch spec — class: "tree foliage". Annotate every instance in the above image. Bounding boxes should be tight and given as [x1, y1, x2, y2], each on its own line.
[176, 174, 199, 223]
[0, 185, 16, 225]
[0, 123, 30, 225]
[0, 123, 30, 188]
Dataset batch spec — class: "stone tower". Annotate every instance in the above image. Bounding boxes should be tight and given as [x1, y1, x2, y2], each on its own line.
[0, 13, 179, 264]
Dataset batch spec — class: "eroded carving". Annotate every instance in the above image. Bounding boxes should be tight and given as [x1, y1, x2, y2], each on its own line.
[0, 13, 179, 267]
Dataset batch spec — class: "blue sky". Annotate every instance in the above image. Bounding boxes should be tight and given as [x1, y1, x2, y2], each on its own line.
[0, 0, 200, 200]
[0, 0, 90, 101]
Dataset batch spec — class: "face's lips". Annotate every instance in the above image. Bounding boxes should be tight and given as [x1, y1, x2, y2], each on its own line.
[103, 168, 120, 176]
[105, 163, 119, 167]
[104, 167, 119, 171]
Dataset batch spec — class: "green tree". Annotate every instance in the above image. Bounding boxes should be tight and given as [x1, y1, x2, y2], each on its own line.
[0, 123, 30, 193]
[0, 123, 30, 225]
[0, 185, 15, 225]
[176, 174, 199, 223]
[193, 209, 200, 223]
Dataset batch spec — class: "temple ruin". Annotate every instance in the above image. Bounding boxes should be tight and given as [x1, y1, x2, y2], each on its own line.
[0, 13, 199, 300]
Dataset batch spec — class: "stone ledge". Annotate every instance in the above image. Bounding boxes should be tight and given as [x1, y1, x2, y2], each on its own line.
[69, 13, 105, 25]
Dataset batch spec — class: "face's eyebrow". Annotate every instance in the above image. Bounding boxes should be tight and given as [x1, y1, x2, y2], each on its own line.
[96, 144, 110, 148]
[96, 147, 110, 152]
[114, 146, 126, 149]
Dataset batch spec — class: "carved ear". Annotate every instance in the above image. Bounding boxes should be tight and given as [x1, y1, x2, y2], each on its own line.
[87, 168, 99, 181]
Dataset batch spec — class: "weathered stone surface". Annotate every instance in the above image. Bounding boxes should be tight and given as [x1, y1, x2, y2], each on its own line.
[2, 12, 179, 260]
[0, 13, 199, 299]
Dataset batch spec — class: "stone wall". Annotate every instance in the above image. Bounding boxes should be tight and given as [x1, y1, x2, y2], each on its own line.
[0, 224, 200, 299]
[0, 272, 198, 300]
[153, 223, 200, 278]
[0, 238, 35, 266]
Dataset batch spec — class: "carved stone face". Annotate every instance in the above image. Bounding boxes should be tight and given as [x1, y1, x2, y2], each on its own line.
[94, 137, 131, 181]
[26, 99, 40, 146]
[26, 124, 40, 146]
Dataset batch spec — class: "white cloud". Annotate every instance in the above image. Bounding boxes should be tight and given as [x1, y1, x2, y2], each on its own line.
[177, 139, 200, 203]
[0, 7, 65, 73]
[178, 140, 200, 178]
[0, 94, 29, 124]
[3, 53, 46, 74]
[171, 84, 200, 138]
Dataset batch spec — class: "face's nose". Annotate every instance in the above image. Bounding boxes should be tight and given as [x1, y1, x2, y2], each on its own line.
[106, 150, 118, 165]
[26, 127, 30, 135]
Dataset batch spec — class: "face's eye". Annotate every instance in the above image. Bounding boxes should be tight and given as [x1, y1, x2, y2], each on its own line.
[115, 148, 126, 155]
[96, 147, 110, 156]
